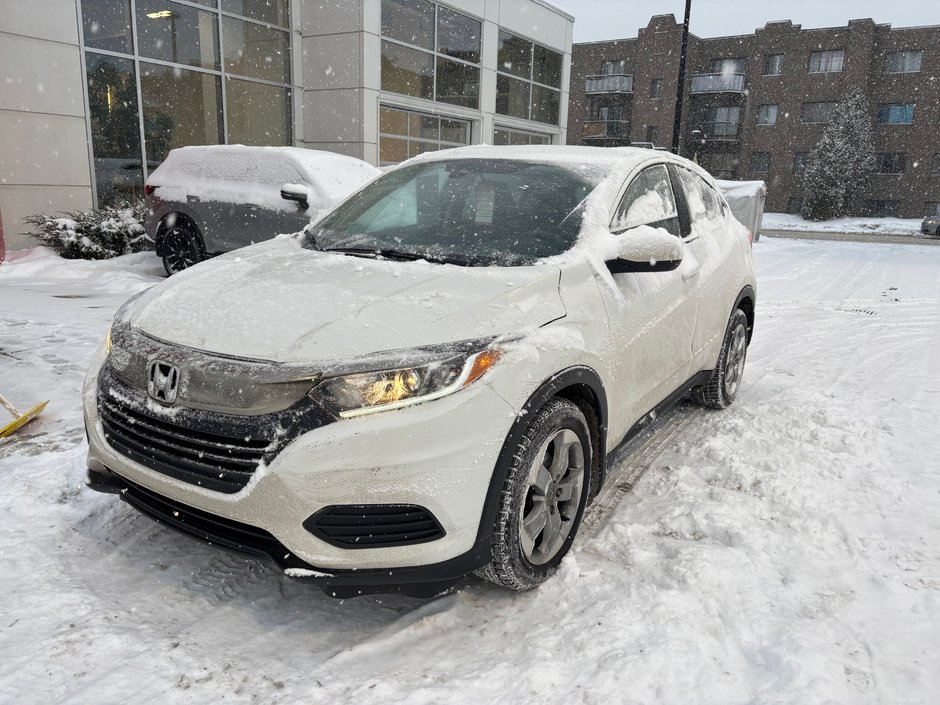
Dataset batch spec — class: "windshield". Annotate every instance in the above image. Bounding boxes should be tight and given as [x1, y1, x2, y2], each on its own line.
[303, 158, 602, 266]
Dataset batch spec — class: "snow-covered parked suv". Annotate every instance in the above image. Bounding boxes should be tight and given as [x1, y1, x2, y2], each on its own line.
[144, 145, 381, 275]
[84, 146, 756, 598]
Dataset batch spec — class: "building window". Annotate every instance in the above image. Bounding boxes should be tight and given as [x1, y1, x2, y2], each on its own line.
[787, 197, 802, 215]
[378, 104, 470, 165]
[380, 0, 482, 109]
[763, 54, 784, 76]
[649, 79, 662, 99]
[885, 51, 923, 74]
[878, 103, 915, 124]
[866, 200, 900, 218]
[493, 127, 552, 145]
[703, 152, 737, 180]
[876, 153, 906, 174]
[925, 202, 940, 216]
[705, 106, 741, 136]
[793, 152, 809, 174]
[601, 60, 626, 75]
[710, 58, 746, 74]
[808, 50, 844, 73]
[756, 104, 778, 125]
[80, 0, 292, 206]
[646, 125, 659, 144]
[751, 152, 771, 173]
[496, 30, 562, 125]
[800, 101, 838, 124]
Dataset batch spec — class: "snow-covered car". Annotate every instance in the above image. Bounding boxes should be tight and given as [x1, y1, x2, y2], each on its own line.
[921, 214, 940, 236]
[84, 146, 756, 598]
[144, 145, 381, 275]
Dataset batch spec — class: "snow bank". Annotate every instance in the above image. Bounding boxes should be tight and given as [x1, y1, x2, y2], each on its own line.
[762, 213, 923, 235]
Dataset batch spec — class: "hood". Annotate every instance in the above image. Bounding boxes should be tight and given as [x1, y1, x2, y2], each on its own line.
[128, 238, 566, 363]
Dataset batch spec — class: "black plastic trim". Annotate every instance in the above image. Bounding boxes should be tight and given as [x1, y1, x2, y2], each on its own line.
[304, 504, 446, 549]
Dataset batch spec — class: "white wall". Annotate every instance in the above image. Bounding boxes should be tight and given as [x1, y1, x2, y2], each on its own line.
[0, 0, 92, 251]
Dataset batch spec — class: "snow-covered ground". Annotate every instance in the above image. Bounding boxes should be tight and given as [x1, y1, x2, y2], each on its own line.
[1, 239, 938, 704]
[762, 213, 925, 236]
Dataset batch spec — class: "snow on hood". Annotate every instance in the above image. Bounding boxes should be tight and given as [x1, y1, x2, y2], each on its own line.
[126, 238, 566, 363]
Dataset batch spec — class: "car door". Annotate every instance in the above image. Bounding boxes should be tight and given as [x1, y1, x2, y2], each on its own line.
[600, 163, 701, 434]
[668, 164, 742, 372]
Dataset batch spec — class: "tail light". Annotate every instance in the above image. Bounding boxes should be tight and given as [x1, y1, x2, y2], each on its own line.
[746, 229, 753, 247]
[144, 185, 155, 196]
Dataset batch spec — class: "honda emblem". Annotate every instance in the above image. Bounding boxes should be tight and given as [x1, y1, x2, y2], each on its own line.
[147, 360, 180, 404]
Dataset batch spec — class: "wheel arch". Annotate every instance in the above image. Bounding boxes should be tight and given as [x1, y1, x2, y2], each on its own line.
[476, 366, 609, 547]
[734, 285, 756, 343]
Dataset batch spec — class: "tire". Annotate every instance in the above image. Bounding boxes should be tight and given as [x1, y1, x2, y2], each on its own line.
[478, 398, 592, 591]
[691, 308, 749, 409]
[160, 219, 205, 275]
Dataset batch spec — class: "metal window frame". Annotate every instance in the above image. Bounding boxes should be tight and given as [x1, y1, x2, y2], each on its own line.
[494, 28, 563, 126]
[762, 53, 784, 76]
[377, 103, 472, 165]
[77, 0, 293, 208]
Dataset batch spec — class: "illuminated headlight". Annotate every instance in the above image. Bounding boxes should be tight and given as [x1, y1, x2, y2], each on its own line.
[106, 325, 112, 353]
[312, 347, 502, 418]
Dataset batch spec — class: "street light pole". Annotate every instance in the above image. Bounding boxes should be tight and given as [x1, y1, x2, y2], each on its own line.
[671, 0, 692, 154]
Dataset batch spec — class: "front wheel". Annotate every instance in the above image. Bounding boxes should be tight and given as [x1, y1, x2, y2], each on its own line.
[691, 308, 749, 409]
[478, 398, 592, 591]
[160, 221, 205, 275]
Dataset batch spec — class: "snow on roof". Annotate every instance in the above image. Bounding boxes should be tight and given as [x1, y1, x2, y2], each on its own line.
[410, 144, 665, 174]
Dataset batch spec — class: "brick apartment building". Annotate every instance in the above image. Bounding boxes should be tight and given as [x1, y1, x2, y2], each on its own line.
[568, 16, 940, 218]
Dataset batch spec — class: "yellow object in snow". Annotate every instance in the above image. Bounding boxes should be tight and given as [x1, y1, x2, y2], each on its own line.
[0, 394, 48, 438]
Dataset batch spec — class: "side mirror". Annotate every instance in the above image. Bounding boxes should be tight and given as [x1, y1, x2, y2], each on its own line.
[281, 183, 309, 210]
[608, 226, 684, 273]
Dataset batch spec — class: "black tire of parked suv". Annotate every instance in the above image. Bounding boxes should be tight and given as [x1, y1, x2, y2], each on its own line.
[477, 398, 592, 591]
[691, 308, 749, 409]
[160, 219, 205, 275]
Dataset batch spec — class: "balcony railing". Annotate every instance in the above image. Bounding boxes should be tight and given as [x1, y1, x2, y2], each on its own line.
[582, 120, 630, 139]
[585, 74, 634, 94]
[701, 121, 740, 139]
[690, 73, 747, 94]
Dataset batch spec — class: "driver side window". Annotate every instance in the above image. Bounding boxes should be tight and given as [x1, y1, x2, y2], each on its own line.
[611, 164, 681, 237]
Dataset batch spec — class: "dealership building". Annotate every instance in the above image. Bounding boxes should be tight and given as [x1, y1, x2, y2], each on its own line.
[0, 0, 573, 249]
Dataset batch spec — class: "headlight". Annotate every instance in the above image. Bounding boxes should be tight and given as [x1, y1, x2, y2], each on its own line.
[106, 324, 112, 353]
[312, 347, 502, 418]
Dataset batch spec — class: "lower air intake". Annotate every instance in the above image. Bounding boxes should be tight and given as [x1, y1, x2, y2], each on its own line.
[305, 504, 446, 549]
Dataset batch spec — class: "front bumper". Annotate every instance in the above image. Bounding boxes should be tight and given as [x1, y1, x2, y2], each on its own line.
[83, 344, 520, 589]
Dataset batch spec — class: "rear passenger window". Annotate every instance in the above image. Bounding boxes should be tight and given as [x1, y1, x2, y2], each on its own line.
[675, 167, 724, 224]
[611, 164, 681, 237]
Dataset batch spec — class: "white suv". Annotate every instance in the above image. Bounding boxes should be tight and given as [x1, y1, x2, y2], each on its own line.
[84, 146, 756, 598]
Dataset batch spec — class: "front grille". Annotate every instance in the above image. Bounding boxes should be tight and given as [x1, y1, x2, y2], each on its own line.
[117, 476, 311, 569]
[305, 505, 446, 548]
[99, 396, 270, 493]
[98, 365, 335, 493]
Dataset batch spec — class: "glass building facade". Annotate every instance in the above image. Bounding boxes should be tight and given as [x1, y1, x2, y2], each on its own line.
[80, 0, 292, 206]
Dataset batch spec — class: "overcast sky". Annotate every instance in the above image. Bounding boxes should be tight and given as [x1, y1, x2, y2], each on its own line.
[552, 0, 940, 42]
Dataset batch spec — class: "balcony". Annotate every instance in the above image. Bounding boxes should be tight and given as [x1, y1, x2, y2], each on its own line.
[582, 120, 631, 139]
[690, 73, 747, 94]
[585, 74, 634, 94]
[698, 121, 740, 141]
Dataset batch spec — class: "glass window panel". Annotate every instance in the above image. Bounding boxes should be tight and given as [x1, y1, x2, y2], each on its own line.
[613, 164, 679, 234]
[221, 0, 289, 27]
[886, 51, 922, 73]
[757, 104, 778, 125]
[409, 141, 439, 158]
[380, 105, 409, 136]
[496, 74, 529, 119]
[85, 52, 143, 205]
[381, 41, 434, 99]
[751, 152, 770, 172]
[763, 54, 784, 75]
[809, 50, 844, 73]
[440, 119, 467, 144]
[493, 128, 510, 145]
[82, 0, 134, 54]
[530, 84, 559, 125]
[649, 79, 662, 99]
[437, 7, 480, 64]
[418, 115, 439, 140]
[533, 44, 562, 88]
[435, 57, 479, 109]
[136, 0, 219, 70]
[225, 78, 290, 145]
[793, 152, 808, 174]
[381, 0, 435, 51]
[222, 16, 289, 84]
[380, 137, 408, 164]
[801, 101, 837, 123]
[140, 62, 222, 167]
[878, 103, 914, 124]
[497, 31, 531, 79]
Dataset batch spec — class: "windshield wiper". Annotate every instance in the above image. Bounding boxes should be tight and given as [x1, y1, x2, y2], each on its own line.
[324, 247, 476, 267]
